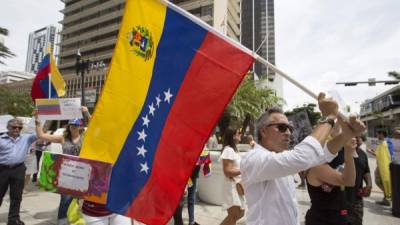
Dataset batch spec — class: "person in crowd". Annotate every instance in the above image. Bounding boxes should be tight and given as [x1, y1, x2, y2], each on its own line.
[367, 130, 392, 206]
[0, 118, 37, 225]
[326, 136, 372, 225]
[304, 137, 357, 225]
[247, 135, 255, 149]
[240, 93, 366, 225]
[219, 127, 245, 225]
[35, 107, 132, 225]
[23, 143, 36, 193]
[35, 115, 85, 225]
[31, 137, 50, 182]
[80, 200, 132, 225]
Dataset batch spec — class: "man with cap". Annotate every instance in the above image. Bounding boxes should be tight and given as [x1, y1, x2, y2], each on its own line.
[0, 118, 37, 225]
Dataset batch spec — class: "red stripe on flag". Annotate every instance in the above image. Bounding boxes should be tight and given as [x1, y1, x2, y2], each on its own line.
[37, 108, 61, 115]
[126, 32, 254, 224]
[31, 63, 50, 100]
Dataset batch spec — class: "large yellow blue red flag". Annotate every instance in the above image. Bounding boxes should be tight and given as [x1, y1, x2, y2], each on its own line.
[31, 50, 65, 100]
[80, 0, 254, 224]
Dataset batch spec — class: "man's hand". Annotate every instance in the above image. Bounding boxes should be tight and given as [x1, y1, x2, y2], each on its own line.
[338, 116, 366, 138]
[318, 92, 338, 118]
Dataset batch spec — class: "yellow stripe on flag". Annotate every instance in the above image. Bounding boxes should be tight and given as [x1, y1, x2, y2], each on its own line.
[36, 98, 60, 105]
[80, 0, 167, 164]
[50, 55, 66, 97]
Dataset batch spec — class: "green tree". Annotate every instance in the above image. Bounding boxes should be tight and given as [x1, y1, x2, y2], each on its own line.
[285, 103, 321, 126]
[0, 86, 34, 116]
[0, 27, 16, 65]
[218, 73, 282, 138]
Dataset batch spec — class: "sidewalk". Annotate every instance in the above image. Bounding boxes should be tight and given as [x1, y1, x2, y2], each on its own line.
[1, 183, 399, 225]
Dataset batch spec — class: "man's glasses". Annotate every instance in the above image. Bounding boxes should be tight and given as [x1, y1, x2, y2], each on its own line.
[266, 123, 294, 133]
[10, 126, 23, 130]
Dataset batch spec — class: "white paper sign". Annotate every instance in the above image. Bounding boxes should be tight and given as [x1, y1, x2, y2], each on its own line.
[57, 159, 92, 192]
[36, 98, 83, 121]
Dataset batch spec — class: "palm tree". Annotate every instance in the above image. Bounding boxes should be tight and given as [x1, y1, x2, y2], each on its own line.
[0, 27, 16, 65]
[218, 73, 282, 138]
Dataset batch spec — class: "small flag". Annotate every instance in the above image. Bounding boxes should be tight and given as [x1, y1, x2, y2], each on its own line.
[31, 50, 66, 100]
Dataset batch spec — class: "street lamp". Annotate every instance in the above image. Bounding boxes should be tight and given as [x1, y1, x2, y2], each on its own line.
[75, 49, 90, 106]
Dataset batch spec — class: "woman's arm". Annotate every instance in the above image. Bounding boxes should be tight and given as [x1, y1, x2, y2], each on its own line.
[222, 159, 241, 178]
[33, 110, 64, 144]
[308, 139, 356, 187]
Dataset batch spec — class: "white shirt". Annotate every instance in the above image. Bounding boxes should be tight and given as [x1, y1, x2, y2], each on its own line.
[241, 136, 336, 225]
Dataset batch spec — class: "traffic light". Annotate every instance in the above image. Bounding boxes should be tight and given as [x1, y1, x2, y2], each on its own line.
[368, 78, 376, 86]
[384, 81, 399, 85]
[344, 82, 357, 86]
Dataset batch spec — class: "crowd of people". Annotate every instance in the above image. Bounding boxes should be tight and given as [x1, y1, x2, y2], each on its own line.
[0, 93, 398, 225]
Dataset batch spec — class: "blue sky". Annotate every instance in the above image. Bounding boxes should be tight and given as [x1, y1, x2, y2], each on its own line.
[1, 0, 399, 113]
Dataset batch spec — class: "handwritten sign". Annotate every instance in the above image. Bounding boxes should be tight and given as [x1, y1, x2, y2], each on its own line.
[36, 98, 82, 120]
[39, 152, 112, 204]
[58, 159, 92, 192]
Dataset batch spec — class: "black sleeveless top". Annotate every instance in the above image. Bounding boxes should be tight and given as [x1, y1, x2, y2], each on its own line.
[305, 180, 350, 225]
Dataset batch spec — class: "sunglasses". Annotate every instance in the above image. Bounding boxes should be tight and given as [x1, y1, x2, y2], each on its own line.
[266, 123, 294, 133]
[10, 126, 23, 130]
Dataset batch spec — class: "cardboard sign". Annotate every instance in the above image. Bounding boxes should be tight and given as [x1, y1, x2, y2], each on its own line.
[39, 152, 112, 204]
[36, 98, 83, 120]
[287, 111, 313, 146]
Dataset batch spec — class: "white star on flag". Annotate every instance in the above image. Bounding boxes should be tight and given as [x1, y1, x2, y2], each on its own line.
[136, 145, 147, 157]
[148, 103, 156, 116]
[137, 129, 147, 142]
[142, 115, 150, 127]
[164, 89, 173, 103]
[140, 162, 149, 174]
[156, 95, 162, 108]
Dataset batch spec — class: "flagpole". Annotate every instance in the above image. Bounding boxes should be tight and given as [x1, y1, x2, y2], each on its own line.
[48, 44, 52, 99]
[254, 54, 318, 100]
[161, 0, 346, 118]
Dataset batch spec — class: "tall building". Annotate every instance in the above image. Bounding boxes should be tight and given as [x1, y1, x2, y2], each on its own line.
[241, 0, 282, 97]
[25, 25, 60, 73]
[171, 0, 241, 41]
[0, 71, 34, 84]
[57, 0, 241, 107]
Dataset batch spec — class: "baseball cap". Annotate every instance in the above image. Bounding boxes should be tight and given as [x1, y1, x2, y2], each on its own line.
[68, 119, 83, 126]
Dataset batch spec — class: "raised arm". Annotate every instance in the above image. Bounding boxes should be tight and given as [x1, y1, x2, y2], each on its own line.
[33, 110, 64, 144]
[309, 138, 357, 187]
[326, 116, 366, 156]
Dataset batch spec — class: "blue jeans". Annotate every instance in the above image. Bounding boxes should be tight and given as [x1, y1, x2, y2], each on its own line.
[57, 194, 73, 219]
[187, 175, 198, 224]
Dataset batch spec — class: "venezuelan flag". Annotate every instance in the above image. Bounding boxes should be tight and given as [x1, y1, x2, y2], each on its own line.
[31, 52, 66, 100]
[80, 0, 254, 224]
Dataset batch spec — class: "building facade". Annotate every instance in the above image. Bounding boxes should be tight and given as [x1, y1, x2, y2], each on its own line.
[25, 25, 60, 73]
[58, 0, 241, 108]
[5, 0, 282, 107]
[360, 85, 400, 137]
[0, 71, 34, 84]
[241, 0, 282, 97]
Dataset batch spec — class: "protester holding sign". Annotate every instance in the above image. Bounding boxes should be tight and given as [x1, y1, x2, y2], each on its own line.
[34, 108, 88, 225]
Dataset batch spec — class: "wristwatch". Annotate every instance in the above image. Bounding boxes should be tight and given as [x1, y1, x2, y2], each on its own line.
[318, 116, 335, 127]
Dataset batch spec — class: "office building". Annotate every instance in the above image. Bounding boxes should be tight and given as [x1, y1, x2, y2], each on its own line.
[25, 25, 60, 73]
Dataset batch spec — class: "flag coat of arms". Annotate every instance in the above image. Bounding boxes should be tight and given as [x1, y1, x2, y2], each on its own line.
[31, 52, 66, 100]
[80, 0, 254, 224]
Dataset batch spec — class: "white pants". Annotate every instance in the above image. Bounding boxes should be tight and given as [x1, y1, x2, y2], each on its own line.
[82, 213, 132, 225]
